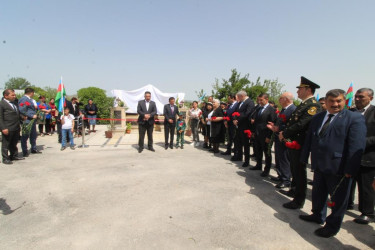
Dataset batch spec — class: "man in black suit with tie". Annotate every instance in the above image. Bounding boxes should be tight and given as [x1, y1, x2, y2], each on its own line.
[0, 89, 25, 164]
[299, 89, 366, 237]
[250, 93, 277, 176]
[232, 90, 255, 167]
[348, 88, 375, 225]
[222, 94, 238, 155]
[163, 97, 179, 149]
[267, 92, 297, 188]
[137, 91, 157, 153]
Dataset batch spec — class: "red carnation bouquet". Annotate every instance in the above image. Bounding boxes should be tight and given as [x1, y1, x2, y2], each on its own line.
[275, 110, 280, 114]
[244, 130, 252, 138]
[232, 112, 240, 120]
[285, 140, 301, 150]
[223, 116, 230, 121]
[211, 116, 217, 121]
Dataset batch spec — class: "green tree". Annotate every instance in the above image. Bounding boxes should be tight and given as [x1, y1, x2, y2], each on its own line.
[211, 69, 270, 102]
[77, 87, 114, 124]
[4, 77, 31, 89]
[31, 86, 57, 100]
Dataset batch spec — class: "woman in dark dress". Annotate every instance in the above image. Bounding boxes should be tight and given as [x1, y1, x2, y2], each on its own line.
[202, 102, 213, 149]
[208, 99, 225, 153]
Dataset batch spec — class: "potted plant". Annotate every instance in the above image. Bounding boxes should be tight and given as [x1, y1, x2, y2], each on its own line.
[125, 122, 132, 134]
[105, 121, 115, 138]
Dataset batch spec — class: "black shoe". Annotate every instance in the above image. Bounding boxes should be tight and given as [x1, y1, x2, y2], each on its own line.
[10, 156, 25, 161]
[31, 150, 42, 154]
[249, 166, 261, 171]
[23, 153, 30, 157]
[169, 145, 173, 149]
[149, 147, 155, 152]
[260, 171, 269, 177]
[208, 148, 214, 152]
[354, 214, 374, 225]
[181, 145, 184, 149]
[276, 182, 291, 189]
[221, 151, 231, 155]
[230, 157, 242, 161]
[283, 201, 303, 209]
[60, 147, 66, 151]
[2, 159, 13, 165]
[165, 145, 168, 150]
[314, 227, 337, 238]
[299, 214, 324, 224]
[138, 148, 143, 153]
[242, 162, 249, 167]
[279, 189, 295, 198]
[270, 176, 281, 182]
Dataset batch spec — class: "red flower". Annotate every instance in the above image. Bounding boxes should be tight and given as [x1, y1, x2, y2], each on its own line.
[232, 112, 240, 117]
[275, 110, 280, 114]
[20, 103, 24, 107]
[211, 116, 217, 120]
[327, 200, 335, 208]
[279, 114, 287, 123]
[223, 116, 230, 121]
[224, 111, 227, 115]
[244, 130, 252, 138]
[285, 140, 301, 150]
[38, 104, 45, 109]
[25, 101, 31, 106]
[179, 122, 184, 126]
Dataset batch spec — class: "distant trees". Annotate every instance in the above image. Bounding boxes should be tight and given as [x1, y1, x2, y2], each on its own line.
[4, 77, 31, 89]
[207, 69, 285, 105]
[77, 87, 114, 122]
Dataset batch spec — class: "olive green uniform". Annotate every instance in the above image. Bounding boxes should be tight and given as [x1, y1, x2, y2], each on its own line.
[283, 96, 321, 206]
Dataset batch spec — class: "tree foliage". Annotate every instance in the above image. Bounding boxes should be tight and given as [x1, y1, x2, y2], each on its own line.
[4, 77, 31, 89]
[211, 69, 285, 105]
[77, 87, 114, 123]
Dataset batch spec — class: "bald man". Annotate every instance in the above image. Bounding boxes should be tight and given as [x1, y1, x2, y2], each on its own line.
[267, 92, 296, 188]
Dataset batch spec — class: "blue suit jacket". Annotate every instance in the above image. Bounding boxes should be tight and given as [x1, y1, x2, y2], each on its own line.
[301, 109, 366, 176]
[18, 95, 37, 124]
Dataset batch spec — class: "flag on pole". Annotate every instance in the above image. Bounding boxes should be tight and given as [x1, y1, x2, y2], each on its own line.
[345, 82, 353, 109]
[316, 93, 320, 101]
[55, 77, 66, 114]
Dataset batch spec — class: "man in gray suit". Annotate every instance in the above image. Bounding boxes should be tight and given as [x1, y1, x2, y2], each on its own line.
[163, 97, 179, 149]
[137, 91, 157, 153]
[0, 89, 25, 164]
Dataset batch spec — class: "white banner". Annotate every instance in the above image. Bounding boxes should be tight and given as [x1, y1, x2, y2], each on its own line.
[111, 84, 185, 115]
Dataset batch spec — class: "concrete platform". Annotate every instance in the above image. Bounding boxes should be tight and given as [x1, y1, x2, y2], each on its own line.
[0, 125, 374, 249]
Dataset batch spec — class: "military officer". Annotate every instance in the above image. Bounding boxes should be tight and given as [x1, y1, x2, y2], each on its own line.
[279, 76, 322, 209]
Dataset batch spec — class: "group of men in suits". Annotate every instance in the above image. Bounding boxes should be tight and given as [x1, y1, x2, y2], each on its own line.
[0, 87, 45, 165]
[221, 77, 374, 238]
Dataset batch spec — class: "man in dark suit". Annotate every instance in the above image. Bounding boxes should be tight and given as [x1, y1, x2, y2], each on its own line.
[163, 97, 179, 149]
[232, 90, 255, 167]
[348, 88, 375, 224]
[279, 77, 321, 209]
[299, 89, 366, 238]
[137, 91, 157, 153]
[222, 94, 238, 155]
[250, 93, 277, 177]
[0, 89, 25, 164]
[267, 92, 297, 188]
[18, 87, 41, 156]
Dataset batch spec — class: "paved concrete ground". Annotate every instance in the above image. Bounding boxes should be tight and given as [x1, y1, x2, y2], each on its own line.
[0, 125, 374, 249]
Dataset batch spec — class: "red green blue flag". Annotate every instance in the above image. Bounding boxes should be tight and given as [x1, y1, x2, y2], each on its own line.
[345, 82, 353, 109]
[55, 77, 66, 114]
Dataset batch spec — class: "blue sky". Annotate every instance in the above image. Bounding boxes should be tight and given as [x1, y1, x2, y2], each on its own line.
[1, 0, 374, 100]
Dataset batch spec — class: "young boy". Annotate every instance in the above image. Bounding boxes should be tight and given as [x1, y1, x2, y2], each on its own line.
[176, 112, 186, 149]
[61, 107, 75, 151]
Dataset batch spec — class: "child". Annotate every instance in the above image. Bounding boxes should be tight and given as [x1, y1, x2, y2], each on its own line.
[60, 107, 75, 151]
[176, 112, 186, 149]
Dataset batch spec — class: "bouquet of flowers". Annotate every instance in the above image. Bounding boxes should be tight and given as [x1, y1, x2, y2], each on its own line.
[232, 112, 240, 120]
[278, 114, 287, 123]
[223, 116, 230, 121]
[285, 140, 301, 150]
[244, 130, 252, 138]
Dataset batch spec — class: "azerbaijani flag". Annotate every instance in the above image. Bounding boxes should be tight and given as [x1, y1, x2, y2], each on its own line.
[55, 77, 66, 114]
[345, 82, 353, 109]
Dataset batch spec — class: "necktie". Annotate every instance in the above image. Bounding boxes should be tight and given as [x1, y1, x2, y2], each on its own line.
[258, 107, 264, 117]
[319, 114, 334, 136]
[280, 108, 285, 114]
